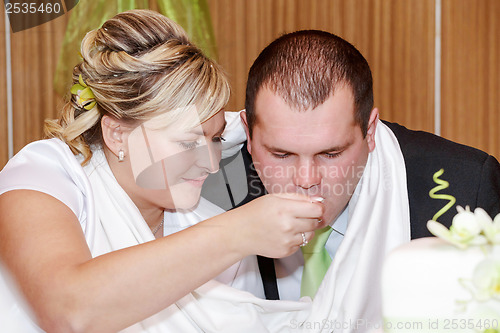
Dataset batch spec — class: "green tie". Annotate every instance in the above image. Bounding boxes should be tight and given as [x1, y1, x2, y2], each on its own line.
[300, 226, 334, 298]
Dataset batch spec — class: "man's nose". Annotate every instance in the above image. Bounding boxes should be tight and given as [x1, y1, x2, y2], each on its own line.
[293, 159, 321, 189]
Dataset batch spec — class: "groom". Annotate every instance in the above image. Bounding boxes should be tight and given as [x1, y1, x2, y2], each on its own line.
[205, 30, 500, 310]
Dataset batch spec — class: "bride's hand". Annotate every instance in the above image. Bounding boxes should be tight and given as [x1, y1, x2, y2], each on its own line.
[229, 193, 326, 258]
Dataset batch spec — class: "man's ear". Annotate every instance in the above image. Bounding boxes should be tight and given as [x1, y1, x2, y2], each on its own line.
[240, 110, 252, 154]
[366, 108, 379, 152]
[101, 115, 127, 158]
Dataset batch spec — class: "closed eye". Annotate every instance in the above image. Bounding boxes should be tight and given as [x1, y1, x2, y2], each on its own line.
[271, 152, 290, 159]
[323, 151, 343, 159]
[179, 140, 201, 150]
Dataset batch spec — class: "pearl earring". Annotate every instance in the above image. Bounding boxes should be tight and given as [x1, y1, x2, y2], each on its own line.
[118, 149, 124, 162]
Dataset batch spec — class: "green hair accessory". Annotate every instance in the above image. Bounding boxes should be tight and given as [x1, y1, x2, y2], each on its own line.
[70, 74, 96, 110]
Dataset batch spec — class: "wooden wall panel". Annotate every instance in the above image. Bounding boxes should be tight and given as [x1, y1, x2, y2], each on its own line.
[10, 14, 68, 155]
[0, 12, 8, 168]
[441, 0, 500, 158]
[208, 0, 436, 134]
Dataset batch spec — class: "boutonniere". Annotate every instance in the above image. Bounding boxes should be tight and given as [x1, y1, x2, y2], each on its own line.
[428, 168, 456, 222]
[428, 168, 500, 248]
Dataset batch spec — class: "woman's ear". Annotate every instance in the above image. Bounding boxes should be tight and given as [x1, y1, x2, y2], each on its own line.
[101, 115, 127, 158]
[366, 108, 379, 152]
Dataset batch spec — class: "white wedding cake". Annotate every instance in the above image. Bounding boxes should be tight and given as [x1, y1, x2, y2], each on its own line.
[381, 207, 500, 333]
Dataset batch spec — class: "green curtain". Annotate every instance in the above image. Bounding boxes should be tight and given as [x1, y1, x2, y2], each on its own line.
[54, 0, 218, 96]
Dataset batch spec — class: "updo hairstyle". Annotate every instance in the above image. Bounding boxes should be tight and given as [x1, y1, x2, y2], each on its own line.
[45, 9, 230, 165]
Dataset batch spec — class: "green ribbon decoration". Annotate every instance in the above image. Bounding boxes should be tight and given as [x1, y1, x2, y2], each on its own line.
[428, 168, 456, 222]
[53, 0, 217, 96]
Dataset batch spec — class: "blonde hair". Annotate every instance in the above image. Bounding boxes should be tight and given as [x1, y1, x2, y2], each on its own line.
[45, 9, 230, 165]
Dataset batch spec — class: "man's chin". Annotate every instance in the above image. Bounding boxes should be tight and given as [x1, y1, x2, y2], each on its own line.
[323, 202, 349, 225]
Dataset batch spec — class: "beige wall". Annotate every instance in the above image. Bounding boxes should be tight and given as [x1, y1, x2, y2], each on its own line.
[210, 0, 437, 127]
[441, 0, 500, 157]
[1, 0, 499, 169]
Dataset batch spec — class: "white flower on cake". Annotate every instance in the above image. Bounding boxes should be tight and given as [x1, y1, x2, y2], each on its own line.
[459, 256, 500, 306]
[468, 258, 500, 301]
[477, 208, 500, 245]
[427, 206, 488, 249]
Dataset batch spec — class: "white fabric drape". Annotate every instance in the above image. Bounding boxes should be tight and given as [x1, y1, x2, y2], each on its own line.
[305, 120, 411, 332]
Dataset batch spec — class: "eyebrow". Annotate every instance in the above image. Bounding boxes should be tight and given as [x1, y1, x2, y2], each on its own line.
[265, 141, 352, 154]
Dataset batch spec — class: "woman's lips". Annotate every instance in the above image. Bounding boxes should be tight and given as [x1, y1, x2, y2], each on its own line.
[182, 176, 208, 187]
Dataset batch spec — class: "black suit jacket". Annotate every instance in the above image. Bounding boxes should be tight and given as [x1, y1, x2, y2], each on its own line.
[234, 121, 500, 299]
[384, 121, 500, 236]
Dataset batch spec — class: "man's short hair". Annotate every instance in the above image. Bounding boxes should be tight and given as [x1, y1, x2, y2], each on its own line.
[245, 30, 374, 137]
